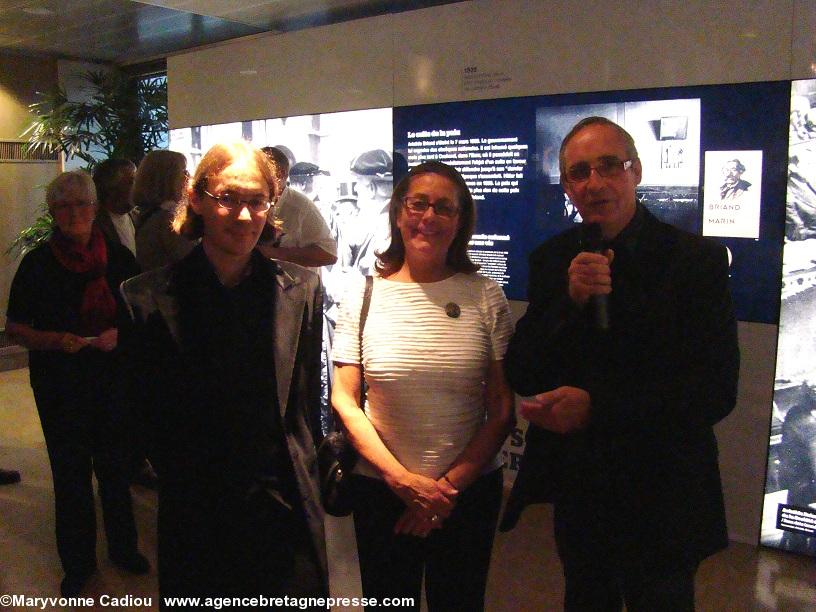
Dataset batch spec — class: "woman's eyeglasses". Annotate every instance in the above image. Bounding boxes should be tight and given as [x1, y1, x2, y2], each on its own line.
[402, 196, 459, 218]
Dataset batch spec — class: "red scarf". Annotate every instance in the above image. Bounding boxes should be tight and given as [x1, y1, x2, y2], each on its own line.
[49, 225, 117, 336]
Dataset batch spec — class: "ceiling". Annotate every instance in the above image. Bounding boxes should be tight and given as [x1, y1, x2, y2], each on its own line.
[0, 0, 458, 66]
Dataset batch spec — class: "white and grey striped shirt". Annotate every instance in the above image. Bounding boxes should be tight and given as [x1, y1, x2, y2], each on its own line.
[333, 273, 513, 479]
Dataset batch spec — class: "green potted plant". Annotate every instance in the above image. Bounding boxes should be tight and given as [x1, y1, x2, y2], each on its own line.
[8, 69, 167, 256]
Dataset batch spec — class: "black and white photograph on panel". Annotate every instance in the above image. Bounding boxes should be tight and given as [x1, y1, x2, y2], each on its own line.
[761, 78, 816, 558]
[535, 97, 701, 233]
[170, 108, 394, 434]
[702, 150, 763, 239]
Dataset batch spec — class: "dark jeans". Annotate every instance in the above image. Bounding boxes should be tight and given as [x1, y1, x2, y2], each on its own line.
[352, 469, 503, 612]
[554, 502, 698, 612]
[33, 369, 137, 576]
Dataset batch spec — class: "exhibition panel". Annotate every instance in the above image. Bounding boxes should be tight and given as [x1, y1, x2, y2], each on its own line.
[172, 81, 790, 323]
[394, 81, 789, 322]
[761, 78, 816, 558]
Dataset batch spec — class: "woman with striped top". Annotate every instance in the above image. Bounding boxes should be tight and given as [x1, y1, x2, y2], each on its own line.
[332, 161, 515, 611]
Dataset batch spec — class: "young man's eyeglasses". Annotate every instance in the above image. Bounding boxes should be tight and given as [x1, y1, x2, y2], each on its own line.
[563, 157, 634, 184]
[402, 196, 459, 218]
[203, 189, 273, 214]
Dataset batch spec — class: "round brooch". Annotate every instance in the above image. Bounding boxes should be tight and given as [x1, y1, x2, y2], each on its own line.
[445, 302, 461, 318]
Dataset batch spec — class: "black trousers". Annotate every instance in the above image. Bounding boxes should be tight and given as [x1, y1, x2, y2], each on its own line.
[554, 502, 698, 612]
[158, 487, 324, 607]
[352, 469, 503, 612]
[32, 366, 137, 576]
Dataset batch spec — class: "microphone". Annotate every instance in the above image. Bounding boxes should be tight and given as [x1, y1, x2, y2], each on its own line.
[581, 222, 610, 331]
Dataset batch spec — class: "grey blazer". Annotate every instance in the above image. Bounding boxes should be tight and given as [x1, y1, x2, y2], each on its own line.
[120, 250, 328, 588]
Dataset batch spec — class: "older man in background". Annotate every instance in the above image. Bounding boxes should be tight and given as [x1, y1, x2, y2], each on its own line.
[92, 159, 137, 255]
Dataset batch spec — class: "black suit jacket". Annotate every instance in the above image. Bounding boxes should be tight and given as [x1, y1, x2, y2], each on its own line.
[502, 208, 739, 570]
[95, 208, 137, 248]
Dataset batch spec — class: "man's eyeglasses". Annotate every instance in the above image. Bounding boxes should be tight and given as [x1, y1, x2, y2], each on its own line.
[402, 196, 459, 218]
[203, 189, 273, 214]
[563, 158, 634, 184]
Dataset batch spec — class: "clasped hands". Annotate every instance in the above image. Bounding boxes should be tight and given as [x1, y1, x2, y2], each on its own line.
[390, 472, 459, 538]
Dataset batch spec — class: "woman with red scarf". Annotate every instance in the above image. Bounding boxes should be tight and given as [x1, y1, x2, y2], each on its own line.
[6, 170, 147, 597]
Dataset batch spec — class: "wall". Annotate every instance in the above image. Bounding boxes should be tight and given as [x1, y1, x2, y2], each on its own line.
[169, 0, 811, 128]
[0, 58, 113, 328]
[166, 0, 816, 546]
[0, 54, 58, 139]
[0, 53, 60, 329]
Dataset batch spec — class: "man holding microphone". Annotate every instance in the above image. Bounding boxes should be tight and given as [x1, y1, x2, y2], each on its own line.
[501, 117, 740, 611]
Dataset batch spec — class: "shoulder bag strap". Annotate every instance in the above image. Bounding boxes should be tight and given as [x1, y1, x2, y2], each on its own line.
[358, 275, 373, 407]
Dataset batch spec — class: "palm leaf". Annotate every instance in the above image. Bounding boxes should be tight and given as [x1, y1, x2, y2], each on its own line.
[11, 68, 168, 256]
[5, 208, 54, 257]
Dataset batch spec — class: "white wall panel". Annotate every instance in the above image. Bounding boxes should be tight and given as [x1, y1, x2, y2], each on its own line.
[393, 0, 793, 106]
[169, 0, 798, 129]
[168, 15, 393, 129]
[0, 162, 60, 328]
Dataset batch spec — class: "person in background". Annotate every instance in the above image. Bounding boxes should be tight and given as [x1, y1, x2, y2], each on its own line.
[258, 146, 337, 268]
[93, 156, 158, 489]
[92, 158, 137, 255]
[289, 161, 331, 209]
[260, 147, 339, 435]
[287, 161, 352, 295]
[332, 161, 515, 611]
[121, 142, 327, 603]
[132, 150, 196, 271]
[348, 149, 394, 277]
[6, 170, 148, 597]
[321, 193, 357, 321]
[501, 117, 739, 611]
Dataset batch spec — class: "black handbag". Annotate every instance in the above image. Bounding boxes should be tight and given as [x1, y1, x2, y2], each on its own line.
[317, 275, 372, 517]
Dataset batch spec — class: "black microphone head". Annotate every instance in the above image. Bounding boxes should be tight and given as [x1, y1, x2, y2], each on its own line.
[579, 222, 610, 331]
[581, 222, 603, 252]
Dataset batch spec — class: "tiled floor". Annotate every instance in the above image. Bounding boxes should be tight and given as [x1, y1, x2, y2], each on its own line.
[1, 366, 814, 611]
